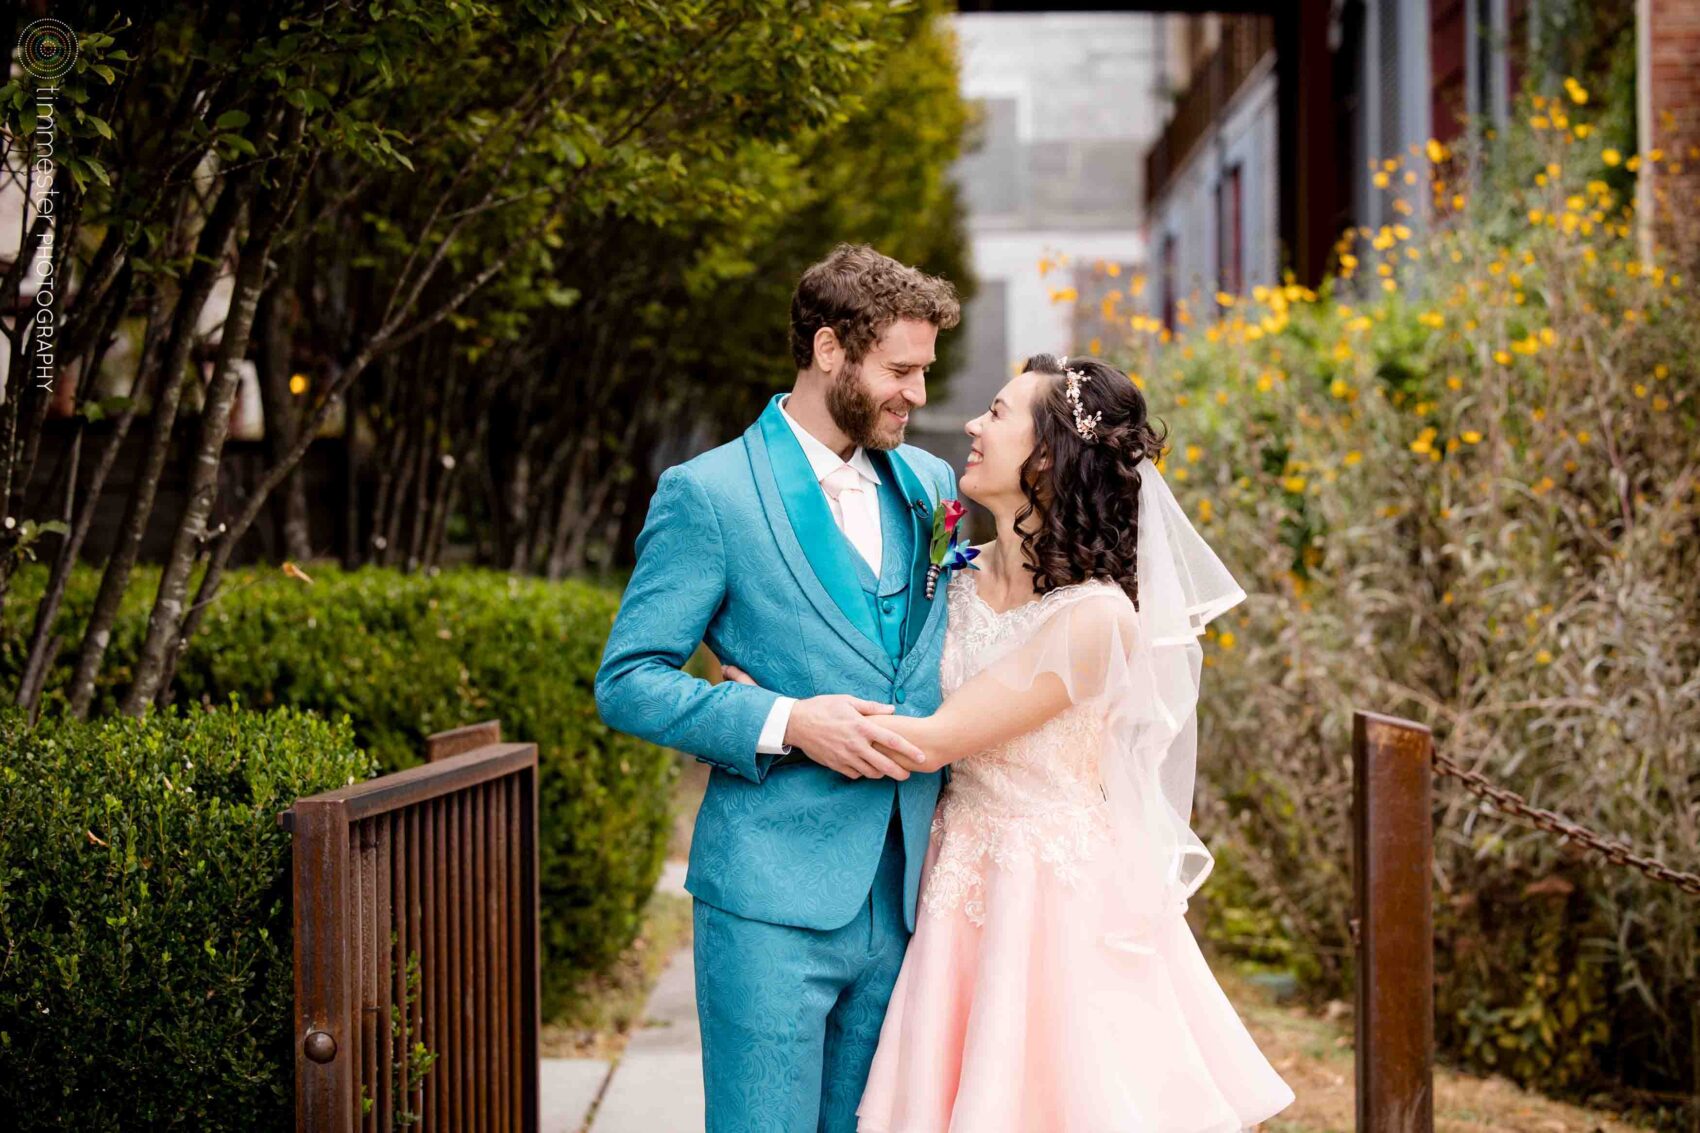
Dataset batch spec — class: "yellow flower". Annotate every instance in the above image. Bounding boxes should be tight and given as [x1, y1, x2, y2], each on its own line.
[1197, 498, 1214, 523]
[1216, 290, 1236, 307]
[1654, 363, 1670, 379]
[1530, 115, 1550, 129]
[1603, 148, 1621, 166]
[1653, 395, 1670, 412]
[1217, 631, 1236, 650]
[1088, 337, 1102, 355]
[1462, 430, 1482, 444]
[1409, 427, 1438, 455]
[1330, 377, 1352, 399]
[1493, 349, 1512, 366]
[1536, 649, 1554, 664]
[1446, 374, 1463, 390]
[1282, 475, 1307, 493]
[1574, 123, 1592, 138]
[1382, 278, 1397, 292]
[1372, 171, 1390, 189]
[289, 373, 309, 396]
[1344, 450, 1363, 466]
[1576, 430, 1591, 444]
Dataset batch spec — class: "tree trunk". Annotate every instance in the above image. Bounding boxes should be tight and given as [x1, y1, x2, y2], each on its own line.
[129, 117, 314, 713]
[254, 246, 312, 561]
[65, 179, 246, 719]
[14, 263, 137, 713]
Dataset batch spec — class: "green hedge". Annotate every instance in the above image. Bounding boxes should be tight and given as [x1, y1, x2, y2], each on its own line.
[2, 562, 676, 1017]
[0, 703, 373, 1131]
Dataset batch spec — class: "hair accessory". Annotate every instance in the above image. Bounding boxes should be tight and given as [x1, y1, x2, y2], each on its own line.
[1064, 367, 1103, 442]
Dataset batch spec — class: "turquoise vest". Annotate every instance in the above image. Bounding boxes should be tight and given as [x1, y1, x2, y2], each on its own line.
[757, 408, 932, 684]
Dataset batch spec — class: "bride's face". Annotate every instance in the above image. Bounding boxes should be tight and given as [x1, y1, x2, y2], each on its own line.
[961, 371, 1043, 507]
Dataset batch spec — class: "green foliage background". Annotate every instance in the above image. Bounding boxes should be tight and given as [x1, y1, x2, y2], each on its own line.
[2, 562, 675, 1024]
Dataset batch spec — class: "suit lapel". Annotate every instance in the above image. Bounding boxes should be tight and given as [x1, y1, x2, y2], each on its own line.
[879, 448, 951, 667]
[746, 397, 893, 676]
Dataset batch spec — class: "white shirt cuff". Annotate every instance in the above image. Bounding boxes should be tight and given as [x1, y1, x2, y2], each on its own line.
[756, 695, 797, 755]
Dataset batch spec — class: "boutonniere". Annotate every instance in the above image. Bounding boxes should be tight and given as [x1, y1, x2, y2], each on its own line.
[924, 499, 979, 600]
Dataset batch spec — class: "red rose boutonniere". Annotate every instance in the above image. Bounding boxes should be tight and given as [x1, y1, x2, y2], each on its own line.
[924, 499, 978, 600]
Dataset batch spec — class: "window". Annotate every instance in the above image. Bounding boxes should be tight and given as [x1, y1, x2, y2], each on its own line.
[1217, 163, 1244, 298]
[1160, 232, 1178, 333]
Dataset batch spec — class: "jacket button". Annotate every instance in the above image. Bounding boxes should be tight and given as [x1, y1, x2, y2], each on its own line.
[894, 688, 906, 704]
[881, 600, 895, 615]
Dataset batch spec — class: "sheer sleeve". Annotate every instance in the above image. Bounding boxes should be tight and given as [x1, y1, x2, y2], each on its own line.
[959, 461, 1245, 952]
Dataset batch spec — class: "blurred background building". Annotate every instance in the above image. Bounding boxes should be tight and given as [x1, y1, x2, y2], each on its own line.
[909, 11, 1165, 471]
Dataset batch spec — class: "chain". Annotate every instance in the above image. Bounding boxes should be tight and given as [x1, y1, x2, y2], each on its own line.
[1430, 749, 1700, 897]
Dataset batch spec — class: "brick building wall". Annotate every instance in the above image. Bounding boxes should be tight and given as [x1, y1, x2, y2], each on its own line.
[1644, 0, 1700, 265]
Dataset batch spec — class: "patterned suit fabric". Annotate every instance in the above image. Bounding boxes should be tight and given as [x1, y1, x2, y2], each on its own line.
[595, 392, 957, 1132]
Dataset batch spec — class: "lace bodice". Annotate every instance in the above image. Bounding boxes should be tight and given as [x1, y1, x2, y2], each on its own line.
[921, 571, 1122, 925]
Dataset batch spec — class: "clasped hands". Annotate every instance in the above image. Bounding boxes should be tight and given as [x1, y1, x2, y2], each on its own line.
[719, 663, 931, 782]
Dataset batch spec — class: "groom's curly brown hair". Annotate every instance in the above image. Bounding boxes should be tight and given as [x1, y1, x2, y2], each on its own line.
[789, 244, 961, 369]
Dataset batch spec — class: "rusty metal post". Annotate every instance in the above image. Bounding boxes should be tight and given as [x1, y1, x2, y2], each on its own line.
[290, 797, 357, 1133]
[1353, 710, 1435, 1133]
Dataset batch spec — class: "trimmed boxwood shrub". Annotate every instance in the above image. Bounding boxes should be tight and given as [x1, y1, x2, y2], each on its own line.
[0, 702, 374, 1131]
[2, 562, 675, 1017]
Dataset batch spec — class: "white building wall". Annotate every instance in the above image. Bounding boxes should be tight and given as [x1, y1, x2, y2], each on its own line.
[919, 12, 1164, 462]
[1145, 58, 1279, 317]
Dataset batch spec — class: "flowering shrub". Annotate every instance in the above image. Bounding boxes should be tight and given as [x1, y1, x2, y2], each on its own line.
[1093, 79, 1699, 1110]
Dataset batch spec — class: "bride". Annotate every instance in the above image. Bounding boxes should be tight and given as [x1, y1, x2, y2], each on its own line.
[728, 353, 1295, 1132]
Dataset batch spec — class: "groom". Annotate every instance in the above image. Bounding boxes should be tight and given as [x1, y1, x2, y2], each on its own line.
[595, 243, 961, 1132]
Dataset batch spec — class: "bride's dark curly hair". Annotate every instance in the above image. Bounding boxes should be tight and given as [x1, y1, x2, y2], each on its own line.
[1014, 354, 1168, 610]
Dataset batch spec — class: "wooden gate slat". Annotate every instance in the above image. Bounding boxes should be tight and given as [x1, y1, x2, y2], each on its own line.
[282, 732, 541, 1133]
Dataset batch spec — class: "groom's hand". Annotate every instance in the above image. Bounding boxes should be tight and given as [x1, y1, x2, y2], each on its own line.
[785, 694, 924, 781]
[720, 664, 921, 781]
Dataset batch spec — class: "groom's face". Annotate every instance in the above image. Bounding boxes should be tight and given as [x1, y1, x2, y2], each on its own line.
[828, 318, 936, 451]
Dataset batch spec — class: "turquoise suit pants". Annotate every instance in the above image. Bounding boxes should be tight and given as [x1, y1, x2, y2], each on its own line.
[693, 799, 908, 1133]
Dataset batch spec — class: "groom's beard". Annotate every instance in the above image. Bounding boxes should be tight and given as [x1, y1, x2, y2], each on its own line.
[828, 361, 906, 451]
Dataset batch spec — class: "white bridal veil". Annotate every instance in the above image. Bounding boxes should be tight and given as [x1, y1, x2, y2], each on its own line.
[968, 458, 1246, 951]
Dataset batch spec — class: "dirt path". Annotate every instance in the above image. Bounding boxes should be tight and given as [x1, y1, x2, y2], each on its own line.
[1221, 966, 1644, 1132]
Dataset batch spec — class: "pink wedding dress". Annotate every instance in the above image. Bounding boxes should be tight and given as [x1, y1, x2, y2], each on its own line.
[856, 572, 1296, 1133]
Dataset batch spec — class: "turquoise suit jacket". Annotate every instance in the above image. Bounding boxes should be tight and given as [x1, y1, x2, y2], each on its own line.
[595, 393, 956, 933]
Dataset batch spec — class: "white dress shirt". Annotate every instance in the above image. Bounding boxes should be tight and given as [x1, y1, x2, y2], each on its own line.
[753, 396, 886, 756]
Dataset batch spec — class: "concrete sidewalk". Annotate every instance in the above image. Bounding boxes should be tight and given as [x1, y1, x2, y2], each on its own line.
[537, 860, 702, 1133]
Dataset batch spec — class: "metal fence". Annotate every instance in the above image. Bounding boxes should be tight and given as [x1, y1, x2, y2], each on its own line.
[279, 720, 540, 1132]
[1350, 709, 1700, 1133]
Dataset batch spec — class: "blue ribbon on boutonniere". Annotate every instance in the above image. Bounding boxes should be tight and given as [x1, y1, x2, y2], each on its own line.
[924, 498, 979, 600]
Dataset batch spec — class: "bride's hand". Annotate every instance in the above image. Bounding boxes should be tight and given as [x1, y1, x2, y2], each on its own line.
[723, 664, 936, 775]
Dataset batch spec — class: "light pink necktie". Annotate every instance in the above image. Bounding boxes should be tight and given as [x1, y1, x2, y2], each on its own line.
[821, 464, 880, 571]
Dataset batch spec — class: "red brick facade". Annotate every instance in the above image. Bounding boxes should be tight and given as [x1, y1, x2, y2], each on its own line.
[1647, 0, 1700, 264]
